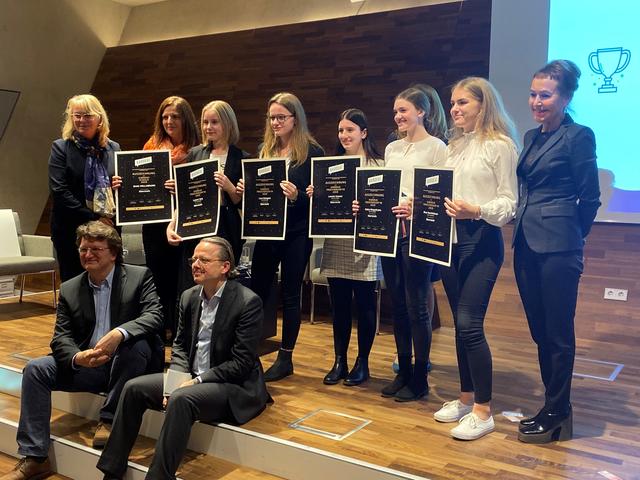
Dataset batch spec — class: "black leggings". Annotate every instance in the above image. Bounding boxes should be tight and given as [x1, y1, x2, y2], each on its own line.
[251, 233, 312, 350]
[440, 220, 503, 404]
[380, 236, 433, 364]
[327, 277, 377, 359]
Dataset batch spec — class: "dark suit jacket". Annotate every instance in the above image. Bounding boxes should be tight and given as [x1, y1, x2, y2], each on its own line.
[170, 280, 270, 424]
[513, 115, 600, 253]
[50, 264, 164, 378]
[184, 144, 248, 259]
[48, 137, 120, 234]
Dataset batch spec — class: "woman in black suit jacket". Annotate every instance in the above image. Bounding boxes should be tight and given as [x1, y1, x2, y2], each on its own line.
[237, 92, 324, 382]
[48, 94, 119, 281]
[167, 100, 247, 295]
[513, 60, 600, 443]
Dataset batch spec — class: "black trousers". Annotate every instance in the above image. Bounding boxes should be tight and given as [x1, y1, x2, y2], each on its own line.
[97, 373, 232, 480]
[250, 232, 312, 350]
[51, 225, 83, 282]
[513, 235, 582, 412]
[440, 220, 503, 404]
[380, 236, 433, 364]
[142, 222, 181, 337]
[327, 277, 377, 358]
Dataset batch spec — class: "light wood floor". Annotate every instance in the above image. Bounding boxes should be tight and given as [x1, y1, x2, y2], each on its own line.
[1, 291, 639, 480]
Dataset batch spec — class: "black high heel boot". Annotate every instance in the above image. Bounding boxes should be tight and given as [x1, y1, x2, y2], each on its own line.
[264, 349, 294, 382]
[323, 355, 348, 385]
[343, 357, 369, 386]
[394, 359, 429, 402]
[518, 406, 573, 443]
[381, 355, 412, 397]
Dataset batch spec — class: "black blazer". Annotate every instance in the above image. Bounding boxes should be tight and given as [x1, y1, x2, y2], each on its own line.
[50, 264, 164, 377]
[285, 143, 325, 235]
[185, 144, 247, 258]
[170, 280, 270, 424]
[513, 115, 600, 253]
[48, 138, 120, 233]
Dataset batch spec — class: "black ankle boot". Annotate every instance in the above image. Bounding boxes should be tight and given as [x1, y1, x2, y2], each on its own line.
[264, 349, 293, 382]
[518, 406, 572, 443]
[381, 355, 411, 397]
[323, 355, 348, 385]
[395, 359, 429, 402]
[343, 357, 369, 386]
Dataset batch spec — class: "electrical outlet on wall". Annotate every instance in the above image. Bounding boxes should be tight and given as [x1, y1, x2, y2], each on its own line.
[604, 288, 628, 301]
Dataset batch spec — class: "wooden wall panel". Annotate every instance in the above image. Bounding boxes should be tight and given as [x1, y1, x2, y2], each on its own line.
[91, 0, 491, 153]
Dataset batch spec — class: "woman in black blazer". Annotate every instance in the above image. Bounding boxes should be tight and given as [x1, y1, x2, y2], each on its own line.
[48, 94, 119, 281]
[238, 92, 324, 382]
[513, 60, 600, 443]
[167, 100, 247, 294]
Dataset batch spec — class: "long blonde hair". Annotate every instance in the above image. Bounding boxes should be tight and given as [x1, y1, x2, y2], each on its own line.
[61, 94, 110, 147]
[259, 92, 321, 166]
[200, 100, 240, 147]
[448, 77, 519, 148]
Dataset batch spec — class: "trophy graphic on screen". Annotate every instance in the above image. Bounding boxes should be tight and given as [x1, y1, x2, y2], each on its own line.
[588, 47, 631, 93]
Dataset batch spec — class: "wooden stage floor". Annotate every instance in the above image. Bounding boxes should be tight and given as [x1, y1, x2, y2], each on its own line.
[0, 291, 639, 479]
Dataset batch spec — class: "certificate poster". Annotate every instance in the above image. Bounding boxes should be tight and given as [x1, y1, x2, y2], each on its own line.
[174, 159, 220, 241]
[241, 158, 288, 240]
[354, 168, 402, 258]
[115, 150, 173, 225]
[309, 155, 361, 238]
[409, 167, 454, 266]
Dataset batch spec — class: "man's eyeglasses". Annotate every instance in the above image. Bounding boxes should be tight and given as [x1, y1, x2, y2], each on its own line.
[72, 113, 97, 121]
[187, 257, 227, 266]
[78, 247, 109, 255]
[267, 114, 294, 123]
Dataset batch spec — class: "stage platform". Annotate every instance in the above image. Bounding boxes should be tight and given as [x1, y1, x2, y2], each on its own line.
[0, 291, 639, 480]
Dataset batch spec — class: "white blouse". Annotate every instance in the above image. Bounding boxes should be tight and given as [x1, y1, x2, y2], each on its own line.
[384, 136, 447, 198]
[440, 132, 518, 228]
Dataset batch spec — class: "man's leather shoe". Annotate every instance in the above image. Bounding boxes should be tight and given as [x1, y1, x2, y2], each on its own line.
[518, 408, 572, 443]
[92, 421, 112, 449]
[0, 457, 51, 480]
[519, 406, 550, 428]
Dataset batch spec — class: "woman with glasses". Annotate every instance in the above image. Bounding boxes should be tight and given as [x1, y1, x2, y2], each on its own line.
[49, 94, 119, 282]
[112, 96, 199, 341]
[166, 100, 248, 296]
[238, 92, 324, 382]
[432, 77, 518, 440]
[306, 108, 382, 387]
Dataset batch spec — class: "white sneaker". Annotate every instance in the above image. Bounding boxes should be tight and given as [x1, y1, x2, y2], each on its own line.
[434, 400, 473, 423]
[450, 413, 495, 440]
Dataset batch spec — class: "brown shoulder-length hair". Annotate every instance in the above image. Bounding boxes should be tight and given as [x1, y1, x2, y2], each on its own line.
[61, 94, 110, 147]
[150, 96, 200, 149]
[259, 92, 321, 166]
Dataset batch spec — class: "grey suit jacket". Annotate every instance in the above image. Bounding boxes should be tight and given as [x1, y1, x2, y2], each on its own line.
[513, 115, 601, 253]
[170, 279, 270, 424]
[50, 264, 164, 376]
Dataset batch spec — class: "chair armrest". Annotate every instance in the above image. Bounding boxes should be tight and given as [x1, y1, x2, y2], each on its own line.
[23, 234, 55, 258]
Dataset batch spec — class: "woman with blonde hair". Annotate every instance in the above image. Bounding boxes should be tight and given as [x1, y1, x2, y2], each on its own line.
[49, 94, 119, 281]
[433, 76, 518, 440]
[238, 92, 324, 381]
[167, 100, 248, 294]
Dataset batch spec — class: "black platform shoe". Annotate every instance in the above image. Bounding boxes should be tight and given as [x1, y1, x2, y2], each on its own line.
[518, 407, 573, 443]
[323, 356, 348, 385]
[264, 349, 293, 382]
[343, 357, 369, 386]
[519, 406, 550, 428]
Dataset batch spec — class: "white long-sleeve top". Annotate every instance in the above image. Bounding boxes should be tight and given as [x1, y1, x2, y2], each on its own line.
[438, 132, 518, 228]
[384, 136, 447, 198]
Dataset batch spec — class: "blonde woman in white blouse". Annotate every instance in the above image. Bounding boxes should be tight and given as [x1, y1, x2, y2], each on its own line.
[433, 77, 519, 440]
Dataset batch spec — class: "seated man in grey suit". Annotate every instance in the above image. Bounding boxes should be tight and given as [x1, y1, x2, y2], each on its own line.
[97, 236, 270, 480]
[1, 221, 164, 480]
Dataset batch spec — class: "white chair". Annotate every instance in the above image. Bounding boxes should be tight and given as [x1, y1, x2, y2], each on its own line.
[0, 211, 57, 308]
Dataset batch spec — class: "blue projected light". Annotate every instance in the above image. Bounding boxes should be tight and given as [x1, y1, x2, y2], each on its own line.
[549, 0, 639, 221]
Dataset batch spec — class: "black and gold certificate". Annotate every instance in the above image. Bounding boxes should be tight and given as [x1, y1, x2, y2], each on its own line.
[309, 155, 361, 238]
[115, 150, 173, 225]
[241, 158, 287, 240]
[174, 158, 220, 240]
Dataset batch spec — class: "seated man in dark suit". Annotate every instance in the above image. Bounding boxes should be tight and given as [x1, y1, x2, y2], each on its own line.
[97, 236, 270, 480]
[1, 221, 164, 480]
